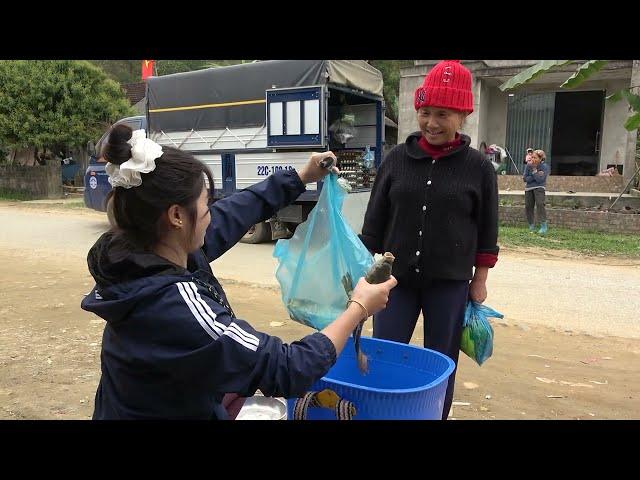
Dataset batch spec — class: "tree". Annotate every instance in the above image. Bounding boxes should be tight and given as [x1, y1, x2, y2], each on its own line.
[369, 60, 413, 123]
[88, 60, 246, 83]
[89, 60, 140, 84]
[0, 60, 134, 154]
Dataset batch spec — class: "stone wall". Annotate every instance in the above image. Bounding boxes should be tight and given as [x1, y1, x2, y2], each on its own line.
[0, 161, 62, 199]
[500, 205, 640, 234]
[498, 175, 624, 193]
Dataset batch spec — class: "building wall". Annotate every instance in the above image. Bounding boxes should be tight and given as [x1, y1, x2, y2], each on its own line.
[601, 79, 633, 175]
[400, 61, 637, 179]
[482, 60, 540, 68]
[459, 78, 482, 148]
[477, 81, 490, 148]
[485, 86, 508, 147]
[398, 65, 426, 142]
[500, 205, 640, 234]
[497, 174, 624, 193]
[624, 61, 640, 183]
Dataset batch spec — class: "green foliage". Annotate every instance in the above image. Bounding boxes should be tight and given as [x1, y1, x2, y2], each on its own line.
[500, 60, 640, 132]
[89, 60, 140, 84]
[498, 60, 571, 91]
[560, 60, 608, 88]
[0, 60, 134, 150]
[0, 188, 35, 201]
[89, 60, 247, 83]
[499, 225, 640, 258]
[369, 60, 413, 123]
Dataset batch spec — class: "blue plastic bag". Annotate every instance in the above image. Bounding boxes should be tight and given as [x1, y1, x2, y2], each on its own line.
[273, 174, 374, 330]
[362, 145, 374, 170]
[460, 301, 504, 366]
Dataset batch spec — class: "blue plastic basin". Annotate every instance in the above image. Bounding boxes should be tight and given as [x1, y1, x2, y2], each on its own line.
[287, 336, 455, 420]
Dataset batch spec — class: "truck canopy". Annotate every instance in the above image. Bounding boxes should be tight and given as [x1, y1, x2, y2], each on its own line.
[146, 60, 383, 133]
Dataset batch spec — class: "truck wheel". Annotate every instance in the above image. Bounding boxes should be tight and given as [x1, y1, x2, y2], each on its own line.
[284, 222, 298, 236]
[240, 221, 272, 244]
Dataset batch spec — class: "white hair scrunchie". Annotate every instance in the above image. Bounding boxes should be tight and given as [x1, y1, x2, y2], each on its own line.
[105, 129, 163, 189]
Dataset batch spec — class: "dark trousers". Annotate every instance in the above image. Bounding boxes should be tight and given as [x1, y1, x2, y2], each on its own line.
[525, 188, 547, 225]
[373, 279, 469, 420]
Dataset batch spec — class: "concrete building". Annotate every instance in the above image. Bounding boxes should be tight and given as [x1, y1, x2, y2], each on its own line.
[398, 60, 639, 183]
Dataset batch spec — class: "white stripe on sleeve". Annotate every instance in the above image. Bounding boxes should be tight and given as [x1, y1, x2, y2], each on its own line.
[184, 282, 260, 352]
[176, 282, 218, 340]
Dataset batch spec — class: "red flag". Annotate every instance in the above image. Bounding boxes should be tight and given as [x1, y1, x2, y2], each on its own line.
[141, 60, 155, 80]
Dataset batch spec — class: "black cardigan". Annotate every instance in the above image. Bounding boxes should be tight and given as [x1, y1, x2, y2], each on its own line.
[360, 132, 499, 285]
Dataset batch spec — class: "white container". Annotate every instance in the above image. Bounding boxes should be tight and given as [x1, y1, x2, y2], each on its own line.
[235, 395, 288, 420]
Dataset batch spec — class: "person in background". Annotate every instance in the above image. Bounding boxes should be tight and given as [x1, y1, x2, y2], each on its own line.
[525, 147, 533, 168]
[523, 149, 549, 234]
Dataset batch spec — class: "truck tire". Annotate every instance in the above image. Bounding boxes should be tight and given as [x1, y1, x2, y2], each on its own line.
[240, 221, 272, 244]
[284, 222, 298, 236]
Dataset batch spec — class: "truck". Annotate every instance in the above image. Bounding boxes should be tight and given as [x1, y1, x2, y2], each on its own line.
[84, 60, 385, 243]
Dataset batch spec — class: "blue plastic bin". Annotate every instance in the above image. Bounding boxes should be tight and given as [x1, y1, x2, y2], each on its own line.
[62, 163, 80, 183]
[287, 336, 455, 420]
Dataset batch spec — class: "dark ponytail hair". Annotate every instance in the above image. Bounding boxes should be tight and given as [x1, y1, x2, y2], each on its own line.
[103, 124, 214, 251]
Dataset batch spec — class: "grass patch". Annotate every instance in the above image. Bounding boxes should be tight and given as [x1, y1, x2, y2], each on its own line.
[0, 195, 88, 210]
[59, 200, 87, 209]
[0, 188, 34, 201]
[499, 224, 640, 258]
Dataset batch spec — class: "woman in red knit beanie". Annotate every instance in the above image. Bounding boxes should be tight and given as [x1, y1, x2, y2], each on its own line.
[360, 60, 500, 420]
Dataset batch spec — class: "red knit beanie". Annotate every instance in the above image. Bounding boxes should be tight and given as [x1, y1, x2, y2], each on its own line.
[414, 60, 474, 113]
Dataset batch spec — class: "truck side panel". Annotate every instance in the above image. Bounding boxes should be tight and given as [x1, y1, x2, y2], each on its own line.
[234, 151, 318, 192]
[191, 153, 223, 191]
[150, 127, 267, 152]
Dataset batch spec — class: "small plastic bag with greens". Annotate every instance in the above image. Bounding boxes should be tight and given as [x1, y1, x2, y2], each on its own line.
[460, 301, 503, 366]
[362, 145, 374, 169]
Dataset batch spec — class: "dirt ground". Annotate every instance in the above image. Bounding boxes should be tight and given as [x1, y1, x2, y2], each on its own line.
[1, 200, 638, 420]
[0, 240, 638, 420]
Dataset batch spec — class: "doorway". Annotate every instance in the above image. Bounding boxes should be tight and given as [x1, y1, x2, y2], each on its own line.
[505, 90, 604, 175]
[550, 90, 604, 176]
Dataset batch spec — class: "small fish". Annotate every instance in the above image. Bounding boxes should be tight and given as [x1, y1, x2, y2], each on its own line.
[353, 252, 395, 374]
[287, 298, 323, 329]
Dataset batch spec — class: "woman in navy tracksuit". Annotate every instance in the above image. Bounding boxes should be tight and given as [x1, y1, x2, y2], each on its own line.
[360, 60, 499, 420]
[81, 124, 396, 420]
